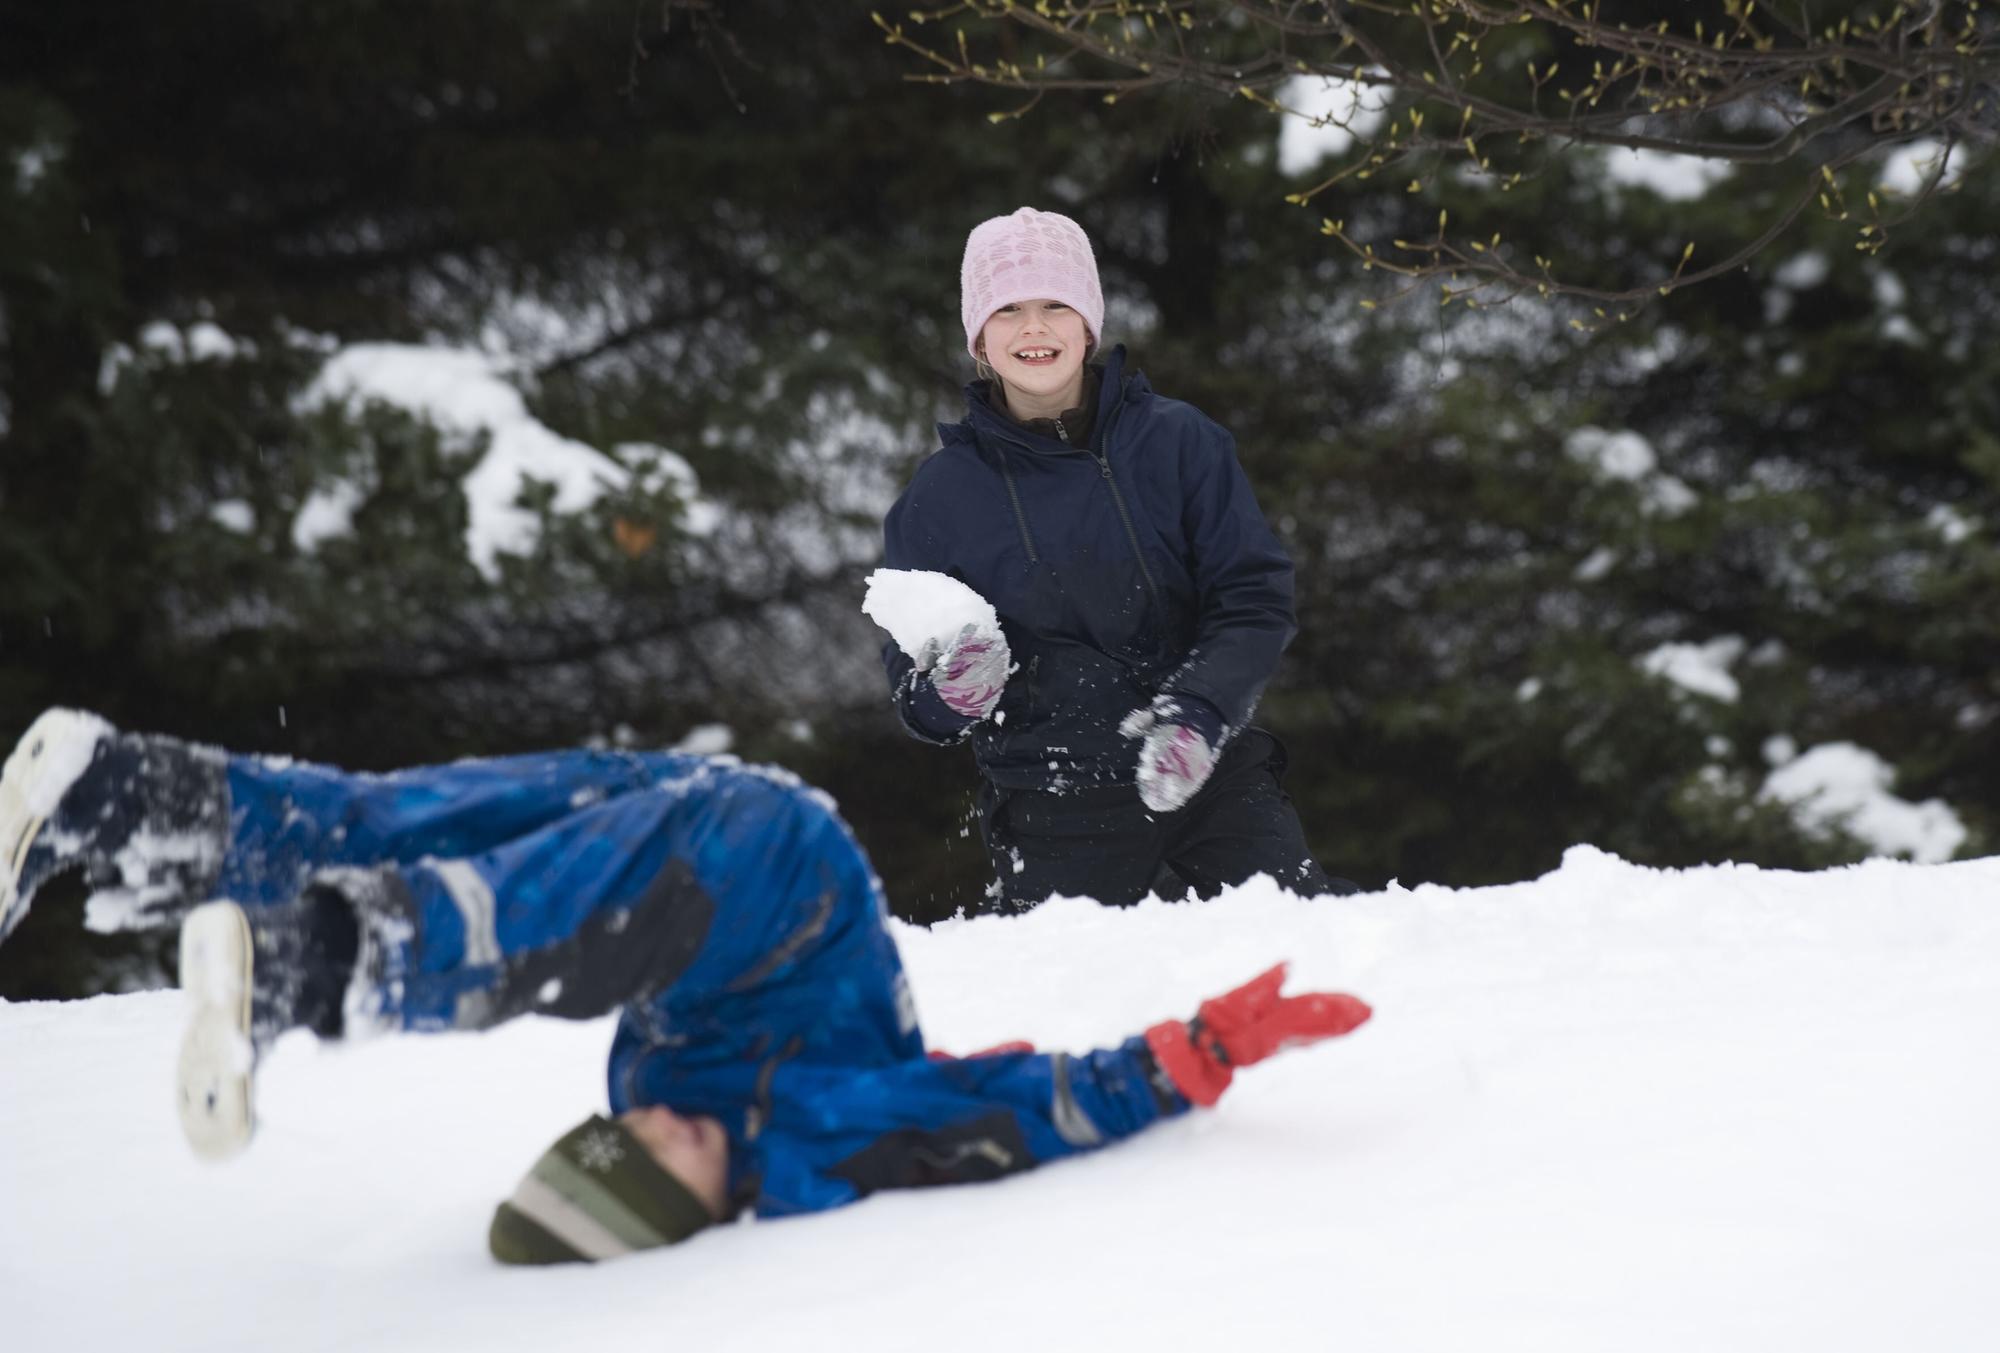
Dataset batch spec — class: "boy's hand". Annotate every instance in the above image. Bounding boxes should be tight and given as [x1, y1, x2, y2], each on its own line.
[1145, 964, 1372, 1106]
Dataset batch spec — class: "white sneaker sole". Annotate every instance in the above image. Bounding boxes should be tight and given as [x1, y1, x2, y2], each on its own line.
[177, 901, 257, 1160]
[0, 708, 113, 944]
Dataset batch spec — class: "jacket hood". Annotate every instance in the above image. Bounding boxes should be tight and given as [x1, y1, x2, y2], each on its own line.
[939, 344, 1148, 453]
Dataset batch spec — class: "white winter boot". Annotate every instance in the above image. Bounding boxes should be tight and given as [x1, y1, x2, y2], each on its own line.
[176, 901, 258, 1160]
[175, 885, 368, 1160]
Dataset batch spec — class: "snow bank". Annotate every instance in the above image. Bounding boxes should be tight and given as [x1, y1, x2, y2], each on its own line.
[5, 848, 1999, 1352]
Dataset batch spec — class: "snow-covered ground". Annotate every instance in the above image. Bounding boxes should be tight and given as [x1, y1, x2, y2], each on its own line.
[5, 846, 1998, 1352]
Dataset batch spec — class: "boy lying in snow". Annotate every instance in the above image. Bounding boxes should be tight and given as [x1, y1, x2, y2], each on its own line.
[1, 709, 1370, 1264]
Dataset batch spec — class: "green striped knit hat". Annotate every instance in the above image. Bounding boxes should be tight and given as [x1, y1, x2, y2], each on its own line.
[489, 1115, 717, 1265]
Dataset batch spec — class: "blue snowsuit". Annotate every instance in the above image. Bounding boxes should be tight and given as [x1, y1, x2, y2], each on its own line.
[214, 748, 1189, 1217]
[881, 345, 1298, 789]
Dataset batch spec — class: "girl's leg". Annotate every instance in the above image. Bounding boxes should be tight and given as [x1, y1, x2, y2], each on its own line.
[216, 748, 701, 907]
[976, 780, 1167, 910]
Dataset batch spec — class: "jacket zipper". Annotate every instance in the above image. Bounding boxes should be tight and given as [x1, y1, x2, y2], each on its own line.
[997, 451, 1040, 564]
[1055, 418, 1162, 608]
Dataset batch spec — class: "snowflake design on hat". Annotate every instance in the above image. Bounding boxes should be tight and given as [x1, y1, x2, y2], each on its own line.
[576, 1127, 627, 1173]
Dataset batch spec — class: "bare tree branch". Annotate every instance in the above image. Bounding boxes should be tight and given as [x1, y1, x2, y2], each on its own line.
[873, 0, 1996, 313]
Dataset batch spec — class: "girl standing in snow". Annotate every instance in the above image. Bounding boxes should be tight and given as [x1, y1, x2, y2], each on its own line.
[881, 207, 1352, 911]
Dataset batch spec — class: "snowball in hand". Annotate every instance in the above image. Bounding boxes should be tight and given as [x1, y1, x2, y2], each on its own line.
[862, 569, 1001, 664]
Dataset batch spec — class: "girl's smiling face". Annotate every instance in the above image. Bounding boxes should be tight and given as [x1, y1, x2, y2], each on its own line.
[979, 299, 1092, 414]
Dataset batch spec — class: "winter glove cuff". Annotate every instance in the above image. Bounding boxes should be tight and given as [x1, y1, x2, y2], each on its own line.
[1147, 964, 1374, 1109]
[1144, 1018, 1233, 1107]
[905, 675, 981, 742]
[1162, 692, 1227, 749]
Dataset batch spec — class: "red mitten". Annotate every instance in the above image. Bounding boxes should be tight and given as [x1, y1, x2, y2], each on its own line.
[1145, 963, 1372, 1107]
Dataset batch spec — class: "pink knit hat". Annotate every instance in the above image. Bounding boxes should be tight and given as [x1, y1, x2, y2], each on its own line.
[959, 207, 1105, 360]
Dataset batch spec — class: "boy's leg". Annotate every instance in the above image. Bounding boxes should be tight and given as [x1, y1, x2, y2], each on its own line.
[176, 762, 931, 1155]
[4, 707, 701, 936]
[348, 787, 724, 1033]
[216, 747, 696, 908]
[1164, 731, 1356, 899]
[230, 778, 737, 1038]
[176, 786, 718, 1157]
[177, 889, 358, 1158]
[606, 784, 924, 1117]
[2, 709, 229, 941]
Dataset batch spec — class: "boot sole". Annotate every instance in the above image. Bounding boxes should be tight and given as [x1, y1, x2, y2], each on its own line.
[177, 901, 257, 1160]
[0, 709, 113, 945]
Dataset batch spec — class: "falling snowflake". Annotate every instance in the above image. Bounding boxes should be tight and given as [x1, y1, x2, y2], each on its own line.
[575, 1129, 626, 1173]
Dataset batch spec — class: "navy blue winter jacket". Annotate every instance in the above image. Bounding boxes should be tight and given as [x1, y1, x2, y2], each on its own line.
[881, 346, 1298, 790]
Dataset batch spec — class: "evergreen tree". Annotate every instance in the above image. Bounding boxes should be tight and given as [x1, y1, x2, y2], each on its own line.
[2, 1, 1991, 997]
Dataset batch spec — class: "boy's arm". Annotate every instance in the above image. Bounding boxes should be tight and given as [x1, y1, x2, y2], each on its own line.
[752, 966, 1371, 1214]
[750, 1038, 1181, 1214]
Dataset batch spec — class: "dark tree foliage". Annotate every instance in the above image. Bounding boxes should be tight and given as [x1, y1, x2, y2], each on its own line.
[1, 0, 1991, 998]
[0, 0, 1024, 991]
[1255, 138, 1999, 886]
[884, 0, 1998, 306]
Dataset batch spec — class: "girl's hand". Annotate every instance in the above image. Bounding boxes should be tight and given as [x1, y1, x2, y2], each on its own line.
[1122, 698, 1218, 812]
[925, 624, 1011, 721]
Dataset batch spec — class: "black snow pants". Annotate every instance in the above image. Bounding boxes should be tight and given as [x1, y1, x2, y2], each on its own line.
[975, 729, 1355, 912]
